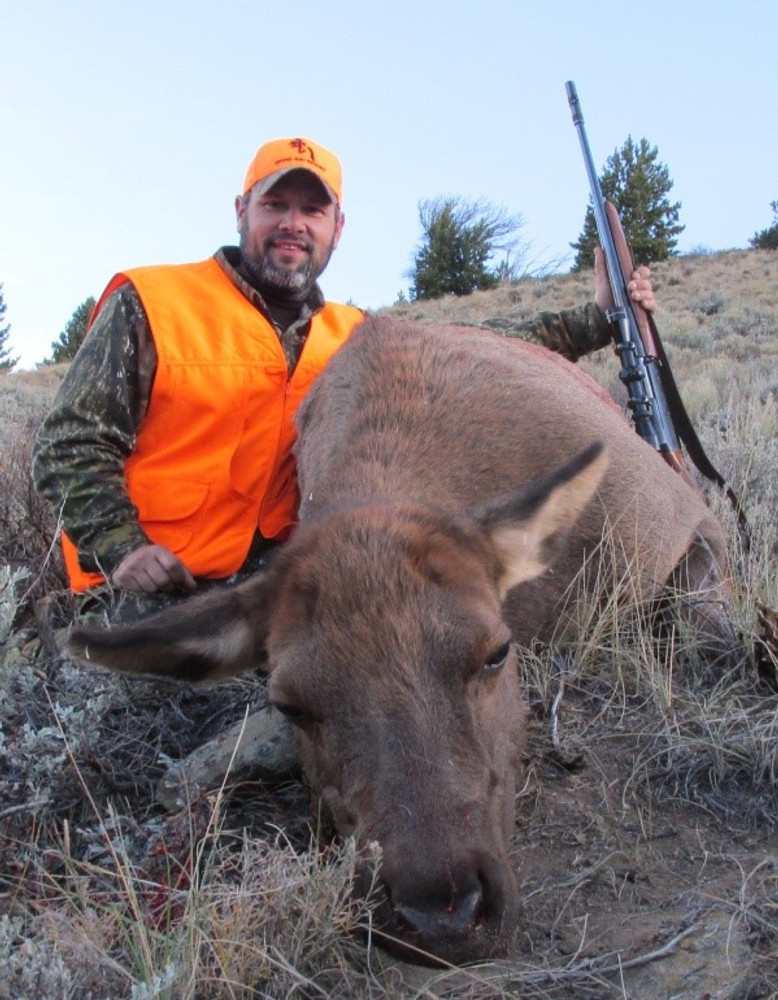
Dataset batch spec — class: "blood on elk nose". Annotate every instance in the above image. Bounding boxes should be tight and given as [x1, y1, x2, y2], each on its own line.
[394, 882, 483, 940]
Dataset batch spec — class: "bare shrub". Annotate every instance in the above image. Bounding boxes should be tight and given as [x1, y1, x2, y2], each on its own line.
[690, 292, 726, 316]
[0, 370, 67, 620]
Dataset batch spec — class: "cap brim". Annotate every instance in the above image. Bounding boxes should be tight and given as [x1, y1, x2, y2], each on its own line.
[249, 167, 337, 203]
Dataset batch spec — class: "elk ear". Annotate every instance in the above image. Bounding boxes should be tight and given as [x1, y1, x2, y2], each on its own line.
[67, 571, 278, 683]
[473, 442, 608, 598]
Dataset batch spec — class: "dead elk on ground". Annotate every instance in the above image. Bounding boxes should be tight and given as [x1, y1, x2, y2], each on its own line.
[68, 317, 737, 965]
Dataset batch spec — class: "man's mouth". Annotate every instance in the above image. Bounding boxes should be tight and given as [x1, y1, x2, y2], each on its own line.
[270, 239, 310, 258]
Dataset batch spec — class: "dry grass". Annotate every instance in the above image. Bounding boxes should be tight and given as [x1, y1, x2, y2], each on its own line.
[0, 363, 68, 617]
[1, 250, 777, 998]
[2, 811, 380, 999]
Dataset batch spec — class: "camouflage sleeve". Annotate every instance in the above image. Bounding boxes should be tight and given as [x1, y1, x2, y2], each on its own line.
[31, 284, 158, 576]
[511, 302, 613, 361]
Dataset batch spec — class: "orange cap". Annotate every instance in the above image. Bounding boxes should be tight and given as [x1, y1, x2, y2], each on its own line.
[242, 137, 342, 204]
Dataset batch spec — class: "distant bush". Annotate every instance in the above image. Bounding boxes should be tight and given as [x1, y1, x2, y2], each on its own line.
[669, 324, 711, 353]
[690, 292, 726, 317]
[0, 376, 66, 621]
[711, 307, 774, 346]
[750, 200, 778, 250]
[46, 296, 96, 363]
[0, 282, 19, 372]
[408, 197, 525, 300]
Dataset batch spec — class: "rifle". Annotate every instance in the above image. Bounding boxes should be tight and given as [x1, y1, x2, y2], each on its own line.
[564, 80, 748, 539]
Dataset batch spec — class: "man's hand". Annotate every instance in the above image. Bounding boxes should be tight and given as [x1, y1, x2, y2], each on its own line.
[594, 247, 656, 313]
[112, 545, 197, 594]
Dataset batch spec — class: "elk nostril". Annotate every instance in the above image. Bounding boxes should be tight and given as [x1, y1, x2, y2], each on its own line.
[394, 883, 484, 939]
[448, 885, 483, 930]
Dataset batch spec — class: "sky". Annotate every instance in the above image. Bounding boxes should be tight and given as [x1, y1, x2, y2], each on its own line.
[2, 0, 776, 369]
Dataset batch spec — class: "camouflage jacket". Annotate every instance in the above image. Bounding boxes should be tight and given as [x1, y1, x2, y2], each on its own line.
[32, 248, 612, 578]
[510, 303, 611, 360]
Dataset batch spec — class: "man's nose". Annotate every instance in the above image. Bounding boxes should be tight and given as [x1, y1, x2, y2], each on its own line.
[277, 207, 306, 231]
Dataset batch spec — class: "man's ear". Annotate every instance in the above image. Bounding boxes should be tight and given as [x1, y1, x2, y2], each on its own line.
[332, 209, 345, 250]
[235, 192, 248, 233]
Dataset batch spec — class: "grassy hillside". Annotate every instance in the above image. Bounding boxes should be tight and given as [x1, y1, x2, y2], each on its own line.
[383, 247, 778, 405]
[1, 250, 776, 999]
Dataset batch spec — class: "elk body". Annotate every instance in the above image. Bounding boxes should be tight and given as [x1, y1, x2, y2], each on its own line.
[69, 318, 730, 964]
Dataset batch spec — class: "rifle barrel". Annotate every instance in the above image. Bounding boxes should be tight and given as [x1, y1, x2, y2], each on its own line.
[565, 81, 629, 316]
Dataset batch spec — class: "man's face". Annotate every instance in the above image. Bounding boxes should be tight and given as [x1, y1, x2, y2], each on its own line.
[235, 171, 344, 296]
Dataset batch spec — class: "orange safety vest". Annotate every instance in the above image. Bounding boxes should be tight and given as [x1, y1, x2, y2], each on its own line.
[63, 257, 364, 591]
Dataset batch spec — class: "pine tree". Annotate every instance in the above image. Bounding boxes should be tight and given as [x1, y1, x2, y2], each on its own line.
[0, 283, 19, 372]
[409, 197, 524, 300]
[571, 136, 684, 270]
[47, 297, 97, 363]
[749, 200, 778, 250]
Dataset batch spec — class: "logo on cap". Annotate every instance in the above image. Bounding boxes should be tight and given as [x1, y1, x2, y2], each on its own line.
[289, 139, 316, 162]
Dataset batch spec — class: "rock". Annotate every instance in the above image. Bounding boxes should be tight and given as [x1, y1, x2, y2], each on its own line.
[156, 706, 299, 811]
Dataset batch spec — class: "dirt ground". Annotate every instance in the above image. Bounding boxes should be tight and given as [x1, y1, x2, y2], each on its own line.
[514, 704, 778, 999]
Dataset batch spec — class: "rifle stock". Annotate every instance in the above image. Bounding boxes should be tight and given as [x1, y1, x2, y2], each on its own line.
[604, 202, 654, 357]
[603, 202, 686, 476]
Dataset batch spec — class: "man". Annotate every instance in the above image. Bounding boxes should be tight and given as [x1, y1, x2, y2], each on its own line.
[33, 135, 655, 619]
[33, 137, 363, 621]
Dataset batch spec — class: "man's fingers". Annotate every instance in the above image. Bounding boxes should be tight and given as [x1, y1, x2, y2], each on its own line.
[163, 555, 197, 591]
[112, 545, 196, 593]
[595, 253, 656, 314]
[628, 266, 656, 312]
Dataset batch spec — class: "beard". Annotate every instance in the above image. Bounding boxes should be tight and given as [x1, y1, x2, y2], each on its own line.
[239, 231, 336, 299]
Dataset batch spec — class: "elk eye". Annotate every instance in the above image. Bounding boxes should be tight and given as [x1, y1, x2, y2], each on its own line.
[482, 641, 512, 678]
